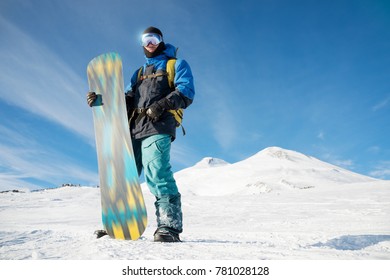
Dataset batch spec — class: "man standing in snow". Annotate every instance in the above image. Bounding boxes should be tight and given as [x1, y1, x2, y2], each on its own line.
[87, 27, 195, 242]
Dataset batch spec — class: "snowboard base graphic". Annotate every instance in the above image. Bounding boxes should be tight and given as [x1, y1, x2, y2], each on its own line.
[87, 52, 147, 240]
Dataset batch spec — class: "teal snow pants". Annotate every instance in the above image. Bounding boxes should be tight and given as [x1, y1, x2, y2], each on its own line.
[132, 134, 183, 234]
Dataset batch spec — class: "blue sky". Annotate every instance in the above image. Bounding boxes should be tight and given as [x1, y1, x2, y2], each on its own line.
[0, 0, 389, 190]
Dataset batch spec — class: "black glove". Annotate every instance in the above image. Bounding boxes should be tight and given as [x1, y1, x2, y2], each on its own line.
[146, 101, 165, 122]
[86, 92, 97, 107]
[146, 98, 172, 122]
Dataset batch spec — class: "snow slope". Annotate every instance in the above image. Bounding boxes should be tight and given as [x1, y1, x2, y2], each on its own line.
[0, 147, 389, 260]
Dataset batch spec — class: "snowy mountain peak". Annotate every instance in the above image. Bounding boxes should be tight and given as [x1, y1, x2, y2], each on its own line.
[194, 157, 230, 168]
[255, 146, 311, 161]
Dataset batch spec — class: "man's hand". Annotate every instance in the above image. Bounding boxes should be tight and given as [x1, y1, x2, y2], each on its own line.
[87, 92, 97, 107]
[146, 101, 165, 122]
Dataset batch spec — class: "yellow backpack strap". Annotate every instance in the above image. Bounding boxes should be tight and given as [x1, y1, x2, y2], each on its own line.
[166, 59, 176, 89]
[166, 59, 186, 136]
[137, 66, 143, 82]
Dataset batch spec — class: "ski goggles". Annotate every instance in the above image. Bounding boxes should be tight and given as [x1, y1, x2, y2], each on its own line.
[141, 33, 163, 46]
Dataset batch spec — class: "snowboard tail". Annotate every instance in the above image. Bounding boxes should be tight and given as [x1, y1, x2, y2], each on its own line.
[87, 52, 147, 240]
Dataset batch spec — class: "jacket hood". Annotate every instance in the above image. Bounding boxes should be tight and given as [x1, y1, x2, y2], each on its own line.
[145, 43, 177, 65]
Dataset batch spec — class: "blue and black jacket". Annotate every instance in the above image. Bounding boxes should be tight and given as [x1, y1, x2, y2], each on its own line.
[125, 43, 195, 141]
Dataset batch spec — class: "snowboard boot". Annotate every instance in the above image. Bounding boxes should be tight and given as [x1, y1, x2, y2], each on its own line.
[154, 228, 181, 242]
[94, 229, 108, 239]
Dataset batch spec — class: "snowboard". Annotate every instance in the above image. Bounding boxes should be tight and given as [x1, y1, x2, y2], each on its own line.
[87, 52, 147, 240]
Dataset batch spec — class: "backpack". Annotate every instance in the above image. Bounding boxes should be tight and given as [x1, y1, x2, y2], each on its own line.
[136, 59, 186, 135]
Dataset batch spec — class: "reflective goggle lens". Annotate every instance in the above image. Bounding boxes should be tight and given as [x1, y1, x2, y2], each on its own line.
[141, 33, 163, 46]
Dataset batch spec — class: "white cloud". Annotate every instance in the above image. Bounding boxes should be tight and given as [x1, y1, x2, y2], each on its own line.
[0, 16, 99, 190]
[0, 125, 98, 191]
[212, 102, 237, 150]
[372, 96, 390, 112]
[0, 15, 94, 143]
[369, 161, 390, 179]
[317, 130, 325, 140]
[199, 80, 238, 150]
[171, 142, 199, 167]
[367, 146, 380, 154]
[332, 159, 354, 168]
[322, 153, 354, 169]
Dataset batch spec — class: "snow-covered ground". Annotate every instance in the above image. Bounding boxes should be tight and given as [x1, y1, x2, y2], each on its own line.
[0, 147, 389, 260]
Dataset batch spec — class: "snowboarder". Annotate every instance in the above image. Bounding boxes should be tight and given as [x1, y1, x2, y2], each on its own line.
[87, 27, 195, 242]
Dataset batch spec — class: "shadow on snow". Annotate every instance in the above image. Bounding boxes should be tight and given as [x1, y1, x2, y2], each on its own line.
[312, 235, 390, 251]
